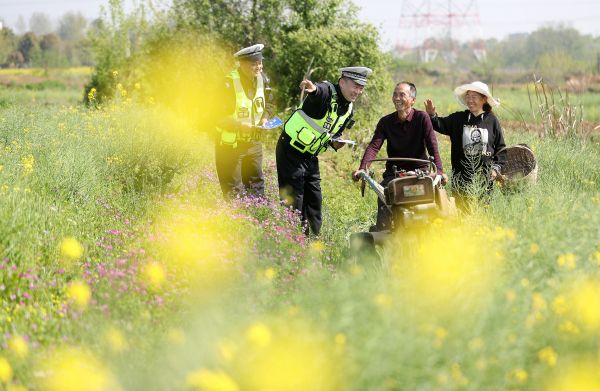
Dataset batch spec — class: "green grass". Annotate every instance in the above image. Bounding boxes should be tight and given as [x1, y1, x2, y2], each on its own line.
[0, 80, 599, 390]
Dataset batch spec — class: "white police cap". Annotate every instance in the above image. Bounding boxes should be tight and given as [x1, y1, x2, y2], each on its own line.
[340, 66, 373, 86]
[234, 44, 264, 61]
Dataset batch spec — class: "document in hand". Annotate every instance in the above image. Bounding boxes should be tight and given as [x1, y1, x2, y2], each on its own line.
[331, 138, 356, 146]
[259, 116, 284, 129]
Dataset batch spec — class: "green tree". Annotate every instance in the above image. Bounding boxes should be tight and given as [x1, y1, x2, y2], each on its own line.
[40, 32, 64, 68]
[18, 32, 40, 65]
[0, 27, 18, 65]
[536, 49, 588, 83]
[170, 0, 389, 127]
[85, 0, 149, 103]
[526, 25, 588, 65]
[86, 0, 391, 128]
[271, 25, 388, 113]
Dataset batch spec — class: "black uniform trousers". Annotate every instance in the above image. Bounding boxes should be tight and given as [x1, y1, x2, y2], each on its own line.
[215, 140, 265, 199]
[275, 133, 322, 236]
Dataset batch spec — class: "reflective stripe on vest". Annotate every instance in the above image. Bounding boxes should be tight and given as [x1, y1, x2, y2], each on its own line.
[284, 82, 353, 155]
[217, 69, 265, 146]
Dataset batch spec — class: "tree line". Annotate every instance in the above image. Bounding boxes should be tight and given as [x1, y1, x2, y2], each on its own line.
[0, 12, 93, 68]
[391, 24, 600, 85]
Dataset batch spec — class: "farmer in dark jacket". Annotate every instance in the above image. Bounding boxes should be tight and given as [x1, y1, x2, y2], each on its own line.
[353, 81, 445, 231]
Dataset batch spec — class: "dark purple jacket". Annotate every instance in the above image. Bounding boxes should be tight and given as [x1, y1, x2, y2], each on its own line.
[359, 108, 444, 177]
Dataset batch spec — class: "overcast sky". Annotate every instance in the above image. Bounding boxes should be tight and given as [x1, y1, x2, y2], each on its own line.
[1, 0, 599, 48]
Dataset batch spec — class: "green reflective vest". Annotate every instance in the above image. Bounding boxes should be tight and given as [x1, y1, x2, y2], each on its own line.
[217, 69, 265, 147]
[284, 82, 353, 156]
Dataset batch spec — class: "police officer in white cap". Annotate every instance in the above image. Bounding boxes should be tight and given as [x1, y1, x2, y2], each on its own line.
[215, 43, 274, 199]
[276, 66, 372, 236]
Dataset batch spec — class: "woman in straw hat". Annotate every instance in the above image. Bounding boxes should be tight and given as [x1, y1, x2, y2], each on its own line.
[424, 81, 506, 206]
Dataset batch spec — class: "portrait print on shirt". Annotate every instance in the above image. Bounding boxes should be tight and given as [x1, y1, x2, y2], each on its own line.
[462, 125, 490, 156]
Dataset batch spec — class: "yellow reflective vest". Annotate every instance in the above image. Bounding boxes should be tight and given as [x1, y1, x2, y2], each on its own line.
[284, 82, 352, 155]
[217, 69, 265, 147]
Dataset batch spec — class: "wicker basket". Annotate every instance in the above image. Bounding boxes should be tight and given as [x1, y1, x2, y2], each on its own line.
[499, 144, 538, 186]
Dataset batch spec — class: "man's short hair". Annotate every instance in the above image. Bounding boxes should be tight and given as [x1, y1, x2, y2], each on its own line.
[397, 81, 417, 98]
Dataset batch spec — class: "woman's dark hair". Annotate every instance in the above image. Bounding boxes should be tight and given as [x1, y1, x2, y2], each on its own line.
[483, 102, 492, 112]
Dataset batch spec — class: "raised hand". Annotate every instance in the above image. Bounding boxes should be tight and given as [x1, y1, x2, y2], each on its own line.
[424, 99, 436, 115]
[300, 79, 316, 93]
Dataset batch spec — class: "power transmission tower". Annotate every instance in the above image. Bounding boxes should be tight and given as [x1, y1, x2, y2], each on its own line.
[395, 0, 486, 63]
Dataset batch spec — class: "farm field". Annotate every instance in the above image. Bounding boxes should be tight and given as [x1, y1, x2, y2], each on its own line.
[0, 71, 599, 390]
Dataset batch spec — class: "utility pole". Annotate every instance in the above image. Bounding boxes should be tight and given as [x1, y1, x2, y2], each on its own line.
[396, 0, 485, 64]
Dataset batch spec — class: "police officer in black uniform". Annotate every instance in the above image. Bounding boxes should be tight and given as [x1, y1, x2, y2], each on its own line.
[276, 67, 372, 236]
[215, 44, 274, 199]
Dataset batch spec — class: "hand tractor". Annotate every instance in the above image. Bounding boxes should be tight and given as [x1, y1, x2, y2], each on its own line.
[349, 157, 457, 258]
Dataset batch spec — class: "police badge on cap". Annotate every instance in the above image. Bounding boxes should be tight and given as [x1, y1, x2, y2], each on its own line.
[340, 66, 373, 86]
[234, 44, 264, 62]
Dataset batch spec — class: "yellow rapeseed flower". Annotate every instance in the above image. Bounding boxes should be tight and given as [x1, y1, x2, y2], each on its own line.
[262, 267, 276, 281]
[570, 279, 600, 330]
[60, 237, 84, 261]
[334, 333, 346, 346]
[0, 357, 12, 382]
[557, 253, 577, 270]
[538, 346, 558, 367]
[88, 88, 97, 101]
[20, 154, 34, 175]
[552, 295, 568, 316]
[559, 320, 580, 335]
[436, 372, 449, 385]
[545, 360, 600, 390]
[373, 293, 393, 309]
[593, 251, 600, 266]
[38, 347, 121, 391]
[104, 327, 127, 353]
[451, 363, 469, 386]
[218, 339, 237, 363]
[391, 220, 506, 312]
[185, 369, 239, 391]
[509, 368, 528, 384]
[434, 327, 448, 340]
[529, 243, 539, 254]
[66, 281, 91, 310]
[167, 328, 186, 346]
[8, 335, 28, 358]
[144, 262, 166, 288]
[492, 226, 516, 240]
[116, 84, 127, 98]
[310, 240, 326, 253]
[232, 318, 344, 391]
[245, 323, 271, 349]
[350, 265, 363, 275]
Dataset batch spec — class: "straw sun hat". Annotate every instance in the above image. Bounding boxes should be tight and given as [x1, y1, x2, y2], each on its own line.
[454, 81, 500, 108]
